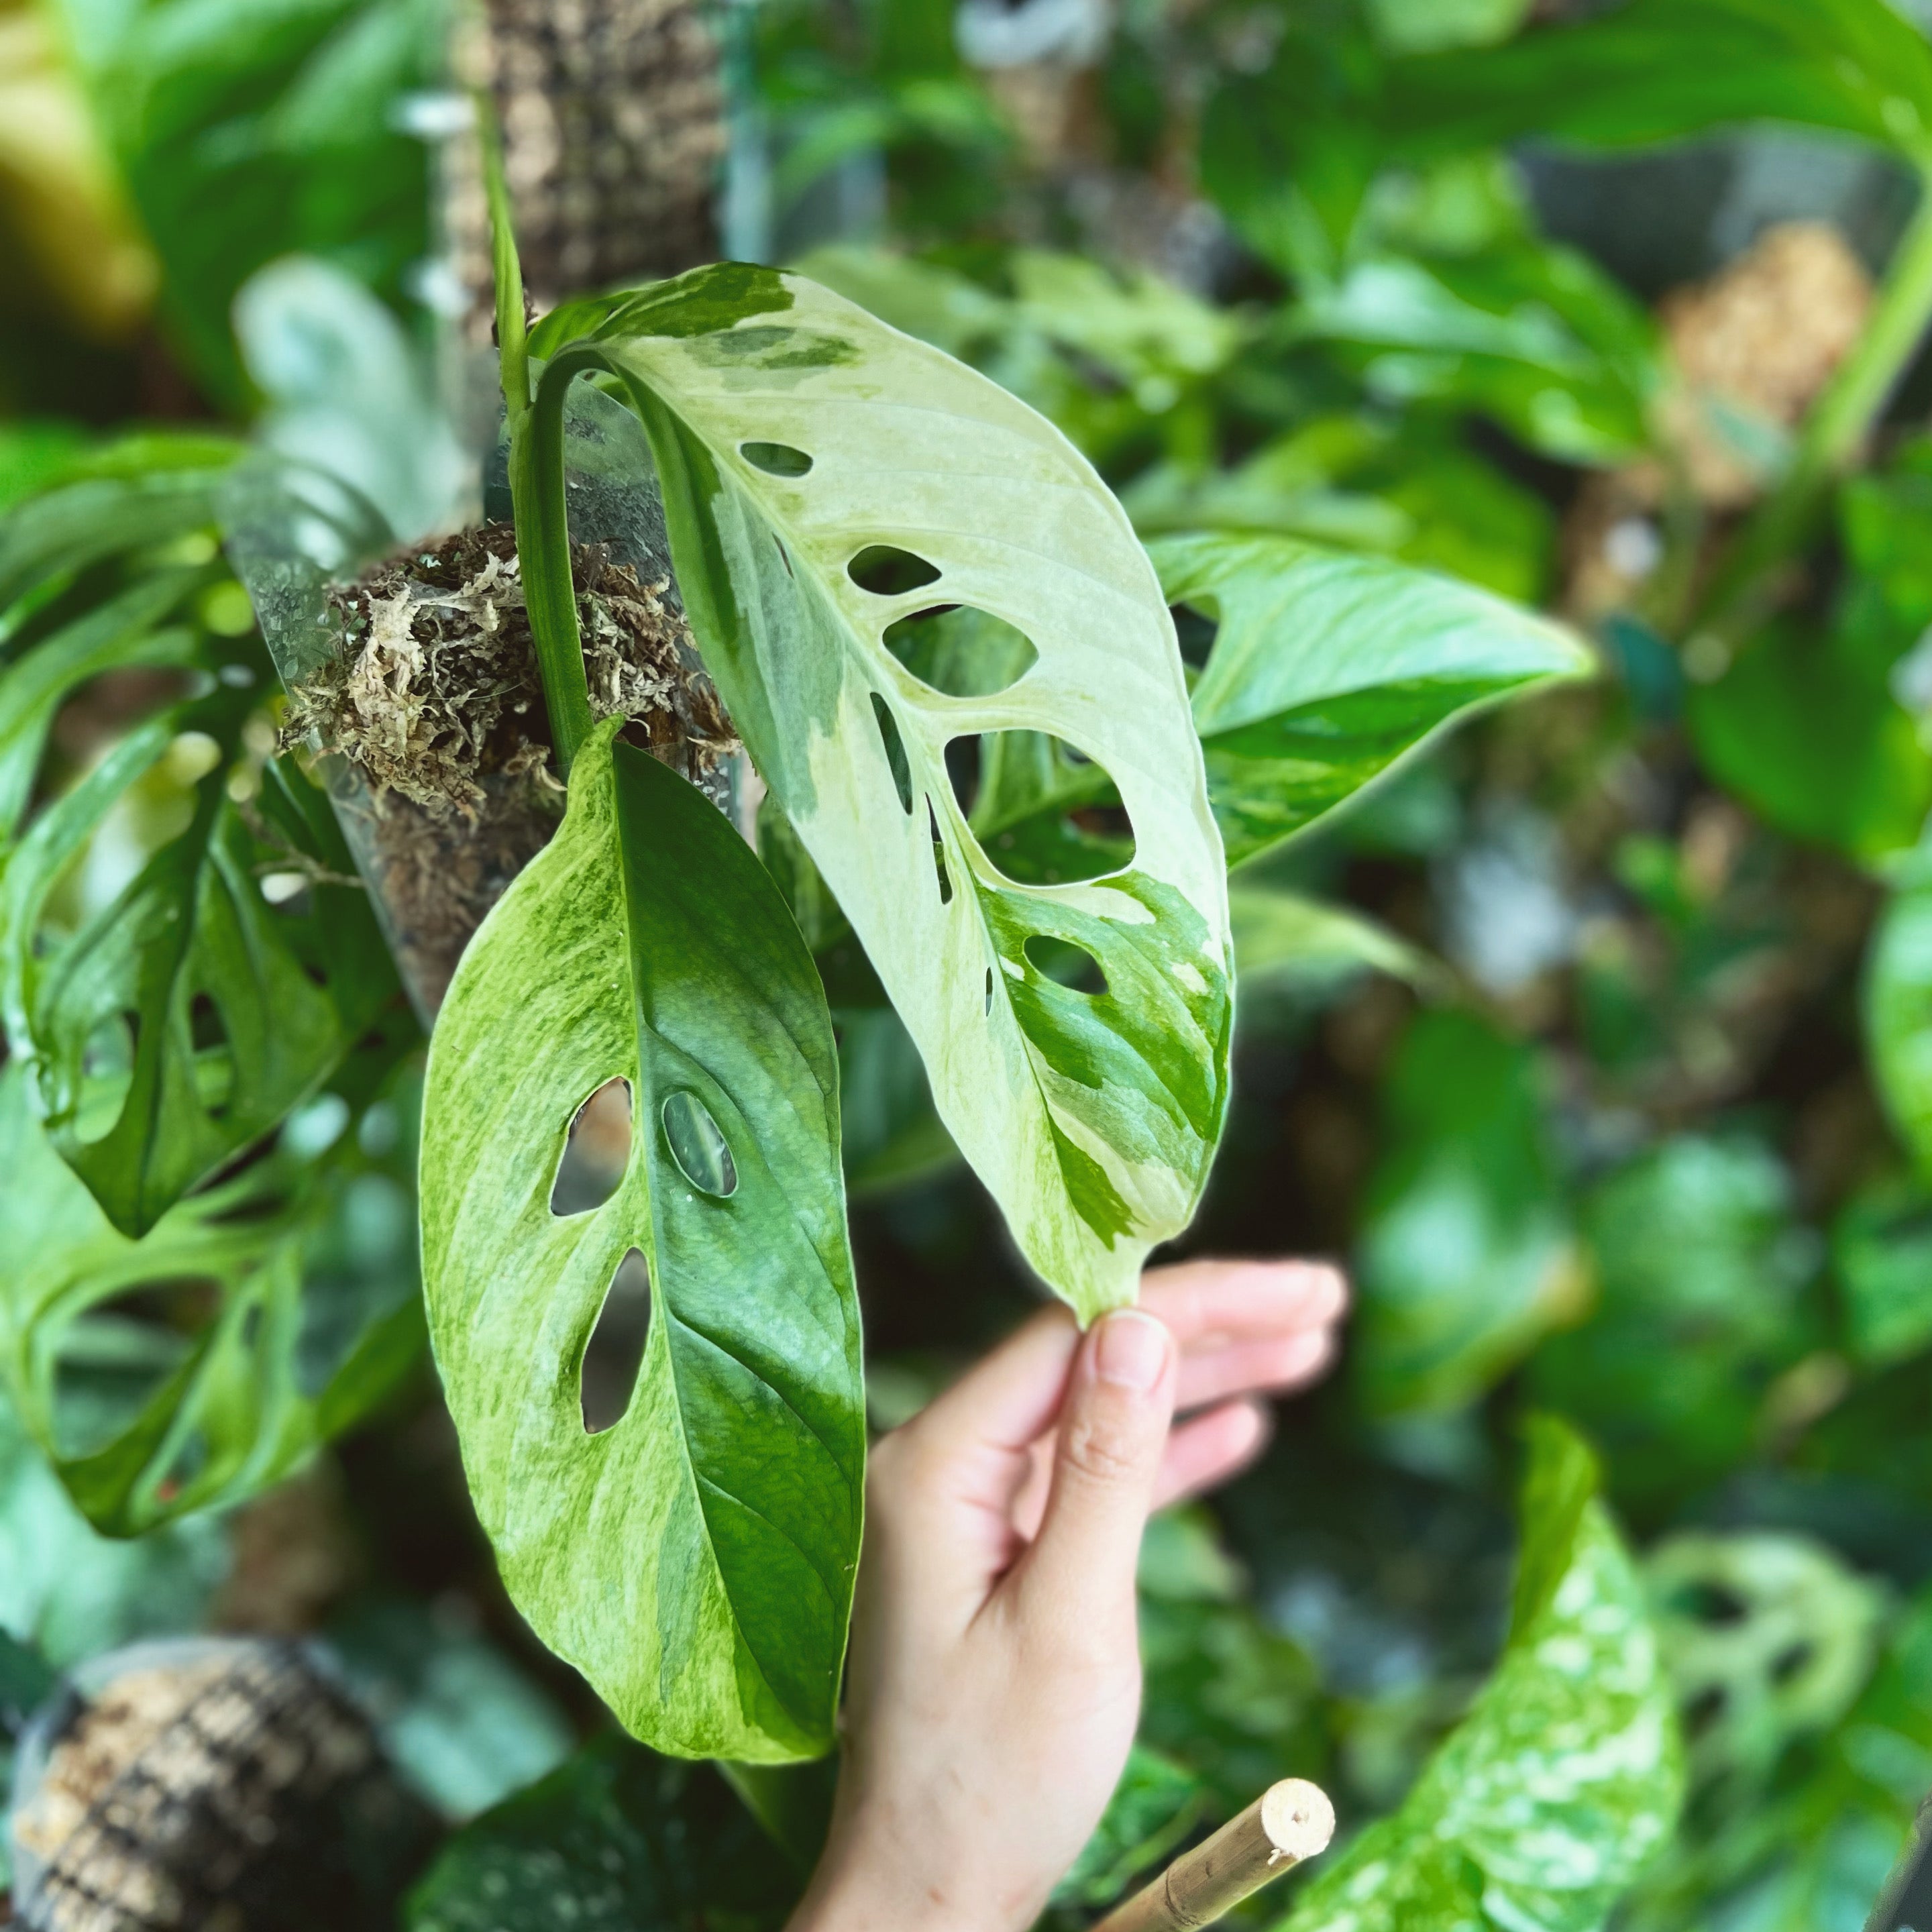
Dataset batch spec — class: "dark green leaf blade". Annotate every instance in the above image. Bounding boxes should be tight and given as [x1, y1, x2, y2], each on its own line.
[21, 743, 402, 1238]
[404, 1733, 798, 1932]
[420, 718, 864, 1761]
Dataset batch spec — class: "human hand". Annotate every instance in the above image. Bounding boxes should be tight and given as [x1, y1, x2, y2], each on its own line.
[785, 1257, 1348, 1932]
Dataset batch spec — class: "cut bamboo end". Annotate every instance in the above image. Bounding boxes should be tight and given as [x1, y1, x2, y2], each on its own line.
[1089, 1778, 1336, 1932]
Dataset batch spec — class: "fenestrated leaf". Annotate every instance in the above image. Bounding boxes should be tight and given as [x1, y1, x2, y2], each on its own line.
[529, 265, 1232, 1320]
[1156, 533, 1592, 869]
[1867, 840, 1932, 1179]
[1275, 1418, 1683, 1932]
[419, 716, 865, 1761]
[0, 451, 415, 1236]
[0, 1038, 423, 1536]
[403, 1733, 798, 1932]
[4, 710, 403, 1237]
[1384, 0, 1932, 165]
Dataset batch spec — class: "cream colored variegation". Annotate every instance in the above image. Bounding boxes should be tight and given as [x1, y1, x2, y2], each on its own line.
[551, 268, 1232, 1318]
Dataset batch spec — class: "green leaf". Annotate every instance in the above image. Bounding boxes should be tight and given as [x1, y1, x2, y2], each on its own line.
[1155, 533, 1591, 869]
[1355, 1011, 1580, 1418]
[0, 456, 413, 1235]
[403, 1733, 798, 1932]
[1385, 0, 1932, 165]
[1530, 1134, 1815, 1513]
[1366, 0, 1532, 56]
[1276, 1417, 1683, 1932]
[419, 717, 865, 1760]
[1868, 841, 1932, 1179]
[47, 0, 441, 406]
[0, 1038, 423, 1535]
[1230, 883, 1435, 996]
[529, 266, 1232, 1319]
[1833, 1174, 1932, 1367]
[4, 721, 405, 1237]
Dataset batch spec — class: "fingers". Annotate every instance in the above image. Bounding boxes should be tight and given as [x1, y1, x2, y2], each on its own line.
[1152, 1399, 1271, 1511]
[1175, 1324, 1336, 1412]
[1010, 1311, 1177, 1632]
[1140, 1258, 1347, 1350]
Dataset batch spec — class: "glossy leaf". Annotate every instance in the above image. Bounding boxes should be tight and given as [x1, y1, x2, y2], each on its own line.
[0, 1044, 423, 1536]
[1277, 1418, 1683, 1932]
[404, 1733, 798, 1932]
[3, 711, 404, 1237]
[48, 0, 440, 405]
[1385, 0, 1932, 164]
[0, 456, 410, 1235]
[420, 718, 864, 1760]
[529, 266, 1231, 1319]
[1157, 533, 1592, 869]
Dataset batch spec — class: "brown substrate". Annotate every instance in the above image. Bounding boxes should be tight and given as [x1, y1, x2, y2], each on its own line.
[282, 522, 737, 1013]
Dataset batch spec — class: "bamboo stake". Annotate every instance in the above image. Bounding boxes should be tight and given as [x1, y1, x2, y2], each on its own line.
[1091, 1780, 1336, 1932]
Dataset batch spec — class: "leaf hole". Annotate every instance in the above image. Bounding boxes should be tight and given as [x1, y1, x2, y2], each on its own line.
[662, 1090, 738, 1198]
[189, 993, 234, 1118]
[1770, 1642, 1813, 1686]
[882, 606, 1038, 698]
[774, 536, 794, 578]
[849, 545, 941, 596]
[582, 1248, 652, 1435]
[984, 966, 994, 1015]
[1024, 933, 1108, 996]
[928, 798, 953, 905]
[551, 1078, 633, 1216]
[946, 732, 1136, 885]
[76, 1010, 138, 1144]
[741, 440, 814, 477]
[871, 693, 914, 814]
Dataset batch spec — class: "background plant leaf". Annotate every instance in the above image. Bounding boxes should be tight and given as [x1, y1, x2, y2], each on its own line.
[1275, 1417, 1683, 1932]
[0, 1037, 422, 1535]
[403, 1733, 799, 1932]
[1154, 534, 1591, 869]
[420, 717, 864, 1761]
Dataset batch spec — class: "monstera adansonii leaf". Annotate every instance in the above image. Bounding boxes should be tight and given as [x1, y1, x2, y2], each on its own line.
[525, 265, 1232, 1318]
[1155, 533, 1593, 867]
[0, 453, 408, 1238]
[420, 717, 865, 1762]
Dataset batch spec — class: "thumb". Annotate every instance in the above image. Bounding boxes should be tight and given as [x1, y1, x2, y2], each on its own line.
[1016, 1309, 1176, 1627]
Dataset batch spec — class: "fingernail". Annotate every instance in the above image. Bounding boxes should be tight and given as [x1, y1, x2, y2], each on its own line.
[1095, 1309, 1169, 1391]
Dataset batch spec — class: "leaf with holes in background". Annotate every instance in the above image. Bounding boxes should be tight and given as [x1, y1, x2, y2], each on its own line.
[419, 716, 863, 1762]
[0, 1029, 423, 1536]
[1277, 1417, 1683, 1932]
[527, 266, 1231, 1318]
[0, 455, 409, 1237]
[1157, 534, 1593, 869]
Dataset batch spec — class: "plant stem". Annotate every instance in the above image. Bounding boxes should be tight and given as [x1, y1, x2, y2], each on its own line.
[479, 93, 596, 775]
[515, 350, 608, 775]
[1693, 168, 1932, 646]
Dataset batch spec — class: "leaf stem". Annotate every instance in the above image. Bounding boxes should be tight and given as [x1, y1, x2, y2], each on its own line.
[515, 350, 610, 775]
[1693, 168, 1932, 645]
[481, 97, 596, 775]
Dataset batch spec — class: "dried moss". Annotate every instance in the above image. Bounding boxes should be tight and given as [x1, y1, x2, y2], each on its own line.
[284, 522, 739, 1014]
